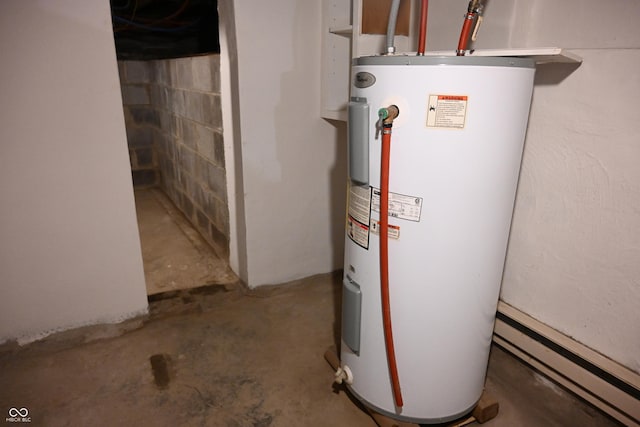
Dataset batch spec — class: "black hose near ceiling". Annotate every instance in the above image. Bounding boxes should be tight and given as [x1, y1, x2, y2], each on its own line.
[110, 0, 220, 60]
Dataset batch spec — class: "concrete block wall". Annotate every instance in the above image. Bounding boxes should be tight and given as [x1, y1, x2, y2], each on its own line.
[118, 61, 160, 187]
[118, 55, 229, 257]
[152, 54, 228, 257]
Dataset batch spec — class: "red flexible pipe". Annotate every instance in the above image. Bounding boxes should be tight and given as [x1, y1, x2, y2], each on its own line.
[417, 0, 428, 55]
[456, 11, 475, 55]
[380, 126, 403, 408]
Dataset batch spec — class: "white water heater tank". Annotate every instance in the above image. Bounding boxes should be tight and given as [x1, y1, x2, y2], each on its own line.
[341, 55, 535, 424]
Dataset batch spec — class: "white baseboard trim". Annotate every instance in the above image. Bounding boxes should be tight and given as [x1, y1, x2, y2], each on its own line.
[493, 301, 640, 426]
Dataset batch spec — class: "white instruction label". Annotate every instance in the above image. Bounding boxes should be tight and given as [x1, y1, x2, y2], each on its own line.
[348, 184, 371, 225]
[347, 183, 372, 249]
[426, 95, 468, 129]
[371, 189, 423, 222]
[370, 220, 400, 239]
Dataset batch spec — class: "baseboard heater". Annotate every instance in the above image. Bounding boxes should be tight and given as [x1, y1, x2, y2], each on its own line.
[493, 301, 640, 426]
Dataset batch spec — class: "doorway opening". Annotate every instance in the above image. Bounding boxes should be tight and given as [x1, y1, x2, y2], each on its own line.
[111, 1, 236, 296]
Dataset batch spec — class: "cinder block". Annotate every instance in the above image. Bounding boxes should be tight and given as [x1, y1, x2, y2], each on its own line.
[178, 145, 196, 173]
[136, 148, 154, 166]
[210, 197, 229, 237]
[180, 192, 195, 220]
[175, 168, 183, 188]
[196, 209, 209, 231]
[195, 124, 215, 162]
[161, 158, 175, 183]
[216, 199, 230, 236]
[195, 155, 210, 185]
[169, 59, 180, 88]
[206, 164, 226, 199]
[192, 55, 214, 92]
[209, 55, 221, 93]
[162, 87, 171, 107]
[181, 119, 198, 150]
[126, 126, 154, 148]
[206, 94, 223, 129]
[149, 85, 162, 106]
[171, 114, 180, 137]
[132, 169, 157, 187]
[154, 60, 170, 86]
[122, 85, 150, 105]
[188, 92, 208, 126]
[185, 175, 198, 201]
[183, 91, 201, 123]
[209, 223, 229, 254]
[205, 193, 218, 221]
[194, 93, 210, 126]
[172, 89, 186, 117]
[213, 131, 225, 166]
[159, 111, 171, 131]
[174, 116, 184, 140]
[129, 106, 160, 127]
[166, 184, 178, 205]
[167, 138, 177, 160]
[193, 183, 205, 209]
[125, 61, 152, 83]
[176, 57, 193, 89]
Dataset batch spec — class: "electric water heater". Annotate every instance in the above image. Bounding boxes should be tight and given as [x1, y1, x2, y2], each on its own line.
[340, 55, 535, 424]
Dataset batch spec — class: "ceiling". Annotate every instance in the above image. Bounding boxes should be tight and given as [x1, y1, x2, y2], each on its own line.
[110, 0, 220, 60]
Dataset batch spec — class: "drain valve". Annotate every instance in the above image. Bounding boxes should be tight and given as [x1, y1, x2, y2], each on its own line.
[334, 365, 354, 385]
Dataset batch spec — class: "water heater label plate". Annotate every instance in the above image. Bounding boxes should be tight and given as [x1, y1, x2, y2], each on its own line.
[347, 183, 372, 250]
[371, 188, 423, 222]
[426, 94, 468, 129]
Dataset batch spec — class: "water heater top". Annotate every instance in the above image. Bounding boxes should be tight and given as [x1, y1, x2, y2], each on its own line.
[353, 55, 535, 69]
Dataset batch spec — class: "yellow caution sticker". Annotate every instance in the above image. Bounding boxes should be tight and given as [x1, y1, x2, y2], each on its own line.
[426, 94, 468, 129]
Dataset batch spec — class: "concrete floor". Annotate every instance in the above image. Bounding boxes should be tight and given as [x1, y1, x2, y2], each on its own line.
[0, 190, 620, 427]
[135, 188, 237, 295]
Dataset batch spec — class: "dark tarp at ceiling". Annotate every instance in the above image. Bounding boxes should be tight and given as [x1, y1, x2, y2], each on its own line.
[110, 0, 220, 60]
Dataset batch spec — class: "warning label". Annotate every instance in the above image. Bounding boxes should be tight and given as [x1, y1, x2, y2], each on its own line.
[347, 184, 372, 249]
[347, 215, 370, 249]
[426, 94, 468, 129]
[371, 189, 423, 222]
[370, 220, 400, 239]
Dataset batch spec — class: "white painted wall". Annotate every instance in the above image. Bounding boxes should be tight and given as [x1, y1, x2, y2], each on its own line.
[218, 0, 248, 281]
[0, 0, 148, 343]
[222, 0, 347, 287]
[502, 0, 640, 375]
[426, 0, 640, 374]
